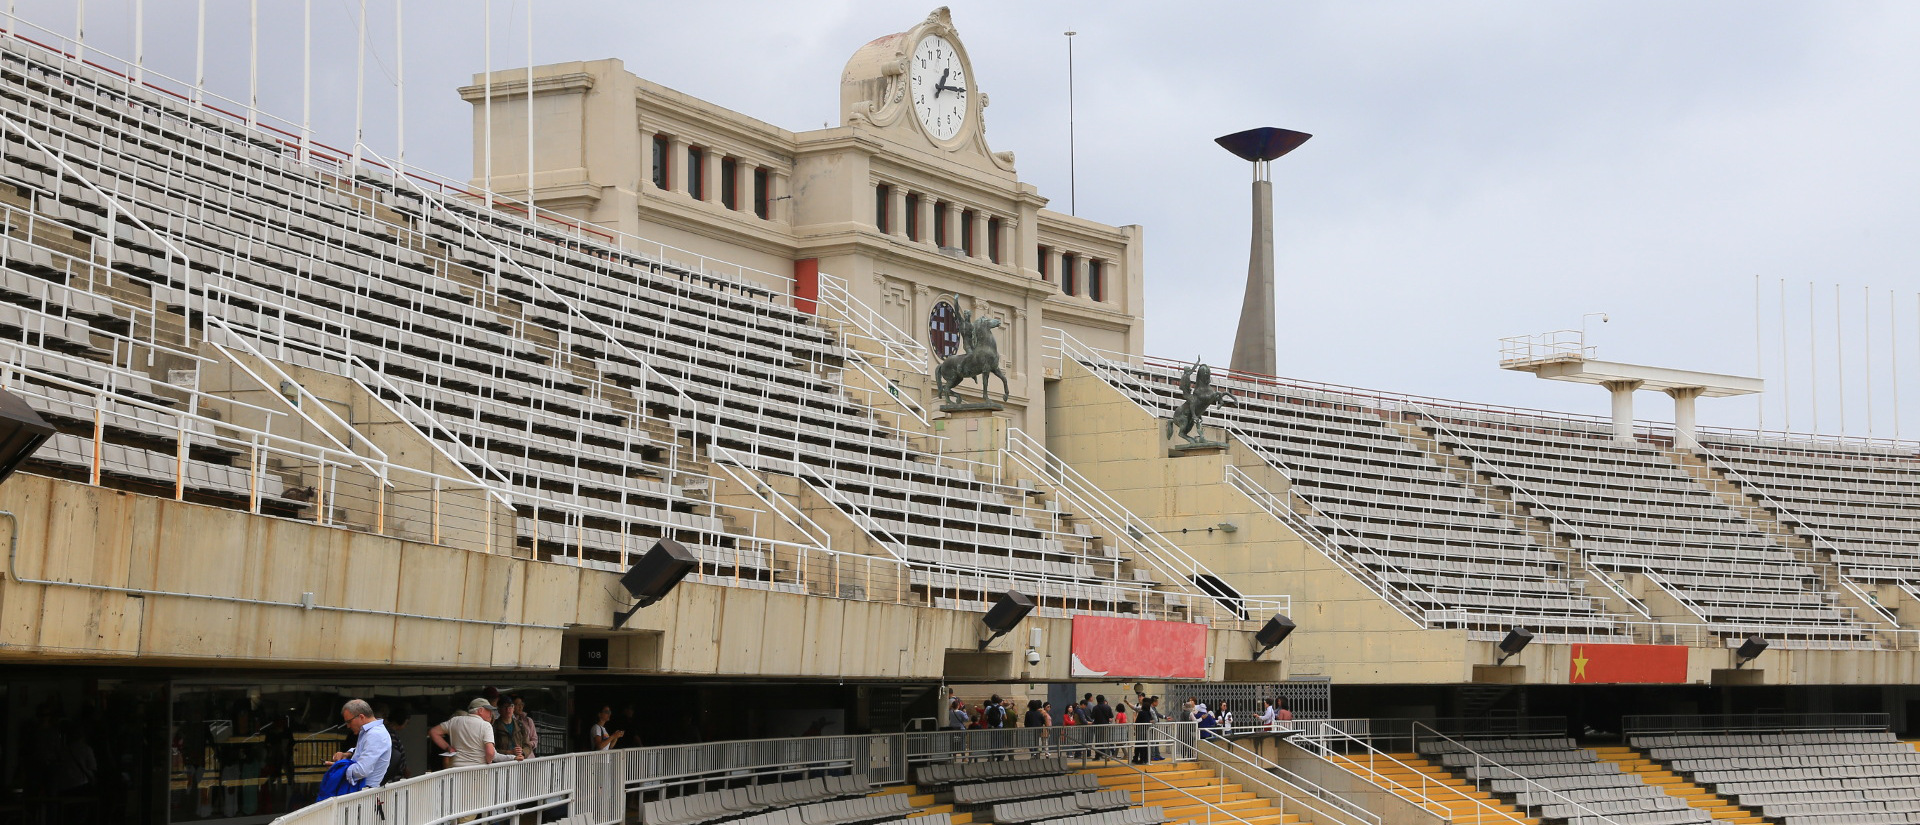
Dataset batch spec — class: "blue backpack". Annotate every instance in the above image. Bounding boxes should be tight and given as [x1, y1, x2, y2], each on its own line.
[316, 760, 367, 802]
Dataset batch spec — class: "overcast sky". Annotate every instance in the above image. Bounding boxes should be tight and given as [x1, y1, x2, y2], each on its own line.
[18, 0, 1920, 440]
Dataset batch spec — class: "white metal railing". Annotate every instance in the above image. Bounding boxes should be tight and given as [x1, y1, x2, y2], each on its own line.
[1406, 407, 1654, 622]
[1283, 723, 1459, 822]
[1407, 722, 1627, 825]
[273, 731, 897, 825]
[1056, 329, 1590, 634]
[1683, 439, 1904, 628]
[1198, 737, 1381, 825]
[1497, 329, 1591, 366]
[1001, 427, 1291, 629]
[817, 272, 931, 375]
[1223, 462, 1432, 628]
[0, 15, 797, 299]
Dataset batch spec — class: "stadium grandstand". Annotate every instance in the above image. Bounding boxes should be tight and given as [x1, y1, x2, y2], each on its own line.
[0, 5, 1915, 825]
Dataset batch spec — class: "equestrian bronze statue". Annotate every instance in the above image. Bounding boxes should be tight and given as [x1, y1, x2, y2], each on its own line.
[1167, 359, 1236, 444]
[933, 309, 1010, 406]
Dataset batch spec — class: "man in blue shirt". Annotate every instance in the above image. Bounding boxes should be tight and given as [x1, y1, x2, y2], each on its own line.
[331, 699, 392, 790]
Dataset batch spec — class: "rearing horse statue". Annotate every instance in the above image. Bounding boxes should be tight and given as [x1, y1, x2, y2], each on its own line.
[933, 310, 1010, 405]
[1167, 359, 1236, 444]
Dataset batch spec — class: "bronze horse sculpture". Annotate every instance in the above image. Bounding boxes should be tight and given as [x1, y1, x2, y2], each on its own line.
[1167, 360, 1236, 444]
[933, 310, 1010, 405]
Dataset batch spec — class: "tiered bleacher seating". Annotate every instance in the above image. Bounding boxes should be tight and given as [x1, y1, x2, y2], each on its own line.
[1102, 359, 1621, 635]
[1421, 736, 1708, 825]
[642, 775, 874, 825]
[952, 775, 1102, 806]
[1421, 410, 1860, 633]
[1698, 436, 1920, 585]
[0, 34, 1161, 617]
[916, 756, 1071, 787]
[990, 790, 1134, 824]
[1634, 730, 1920, 825]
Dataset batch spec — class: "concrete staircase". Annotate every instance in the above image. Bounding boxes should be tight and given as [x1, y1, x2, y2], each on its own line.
[871, 785, 974, 824]
[1388, 419, 1654, 622]
[1323, 752, 1537, 824]
[1664, 448, 1886, 626]
[1590, 746, 1761, 824]
[1084, 761, 1306, 825]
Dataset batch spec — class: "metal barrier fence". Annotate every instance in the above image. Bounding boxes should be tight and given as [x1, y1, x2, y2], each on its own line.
[277, 725, 1209, 825]
[1620, 712, 1893, 734]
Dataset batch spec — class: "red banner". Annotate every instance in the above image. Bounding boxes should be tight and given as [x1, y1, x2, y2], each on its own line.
[1569, 643, 1688, 684]
[1069, 616, 1207, 679]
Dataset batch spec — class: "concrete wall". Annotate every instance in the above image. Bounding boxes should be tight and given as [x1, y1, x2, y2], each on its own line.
[0, 472, 1266, 680]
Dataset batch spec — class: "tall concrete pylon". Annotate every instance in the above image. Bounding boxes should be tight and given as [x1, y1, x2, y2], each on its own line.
[1216, 127, 1311, 376]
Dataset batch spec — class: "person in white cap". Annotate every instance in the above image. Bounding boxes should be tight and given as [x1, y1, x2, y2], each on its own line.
[431, 698, 521, 767]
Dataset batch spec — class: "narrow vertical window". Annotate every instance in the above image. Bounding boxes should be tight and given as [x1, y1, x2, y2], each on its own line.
[651, 134, 670, 189]
[753, 168, 770, 219]
[1061, 252, 1078, 296]
[721, 157, 738, 210]
[904, 194, 921, 241]
[1088, 259, 1104, 302]
[961, 209, 977, 256]
[686, 146, 706, 200]
[987, 217, 1002, 263]
[1037, 245, 1051, 281]
[933, 201, 948, 247]
[875, 184, 891, 233]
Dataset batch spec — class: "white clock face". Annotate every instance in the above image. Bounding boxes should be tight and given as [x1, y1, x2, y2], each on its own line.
[909, 35, 968, 141]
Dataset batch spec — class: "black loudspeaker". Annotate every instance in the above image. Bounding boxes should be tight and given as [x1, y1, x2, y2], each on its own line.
[1496, 626, 1534, 665]
[613, 539, 699, 629]
[620, 538, 699, 604]
[978, 590, 1035, 650]
[1735, 634, 1769, 668]
[578, 638, 609, 670]
[1252, 613, 1295, 659]
[0, 389, 53, 487]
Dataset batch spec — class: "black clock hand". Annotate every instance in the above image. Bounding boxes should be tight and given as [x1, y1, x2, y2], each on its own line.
[935, 67, 950, 97]
[937, 83, 966, 95]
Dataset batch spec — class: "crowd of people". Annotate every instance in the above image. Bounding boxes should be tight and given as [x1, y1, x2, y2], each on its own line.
[948, 693, 1294, 733]
[944, 692, 1296, 764]
[324, 688, 541, 798]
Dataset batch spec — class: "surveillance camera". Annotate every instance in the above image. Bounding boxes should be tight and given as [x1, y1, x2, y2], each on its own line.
[1026, 647, 1041, 666]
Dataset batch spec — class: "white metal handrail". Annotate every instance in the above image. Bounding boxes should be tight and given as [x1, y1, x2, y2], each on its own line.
[1410, 407, 1654, 622]
[1409, 722, 1627, 825]
[1198, 737, 1381, 825]
[817, 272, 931, 373]
[1685, 439, 1903, 628]
[1002, 427, 1291, 625]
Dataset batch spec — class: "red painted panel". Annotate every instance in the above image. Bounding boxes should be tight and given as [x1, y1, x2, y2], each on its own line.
[1069, 615, 1207, 679]
[1568, 643, 1689, 684]
[793, 258, 819, 315]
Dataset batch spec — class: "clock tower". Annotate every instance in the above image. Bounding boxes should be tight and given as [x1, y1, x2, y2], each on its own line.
[839, 7, 1016, 176]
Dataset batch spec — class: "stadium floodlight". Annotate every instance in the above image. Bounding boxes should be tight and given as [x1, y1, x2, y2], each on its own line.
[1734, 634, 1769, 669]
[1216, 127, 1312, 377]
[0, 388, 52, 487]
[1495, 626, 1534, 665]
[612, 539, 699, 629]
[978, 590, 1035, 650]
[1251, 613, 1296, 660]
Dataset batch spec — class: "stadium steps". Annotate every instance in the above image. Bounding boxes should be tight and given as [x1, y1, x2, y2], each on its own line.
[1663, 450, 1814, 552]
[1664, 449, 1883, 625]
[1388, 419, 1649, 621]
[1322, 752, 1535, 824]
[1083, 761, 1305, 825]
[1590, 746, 1762, 824]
